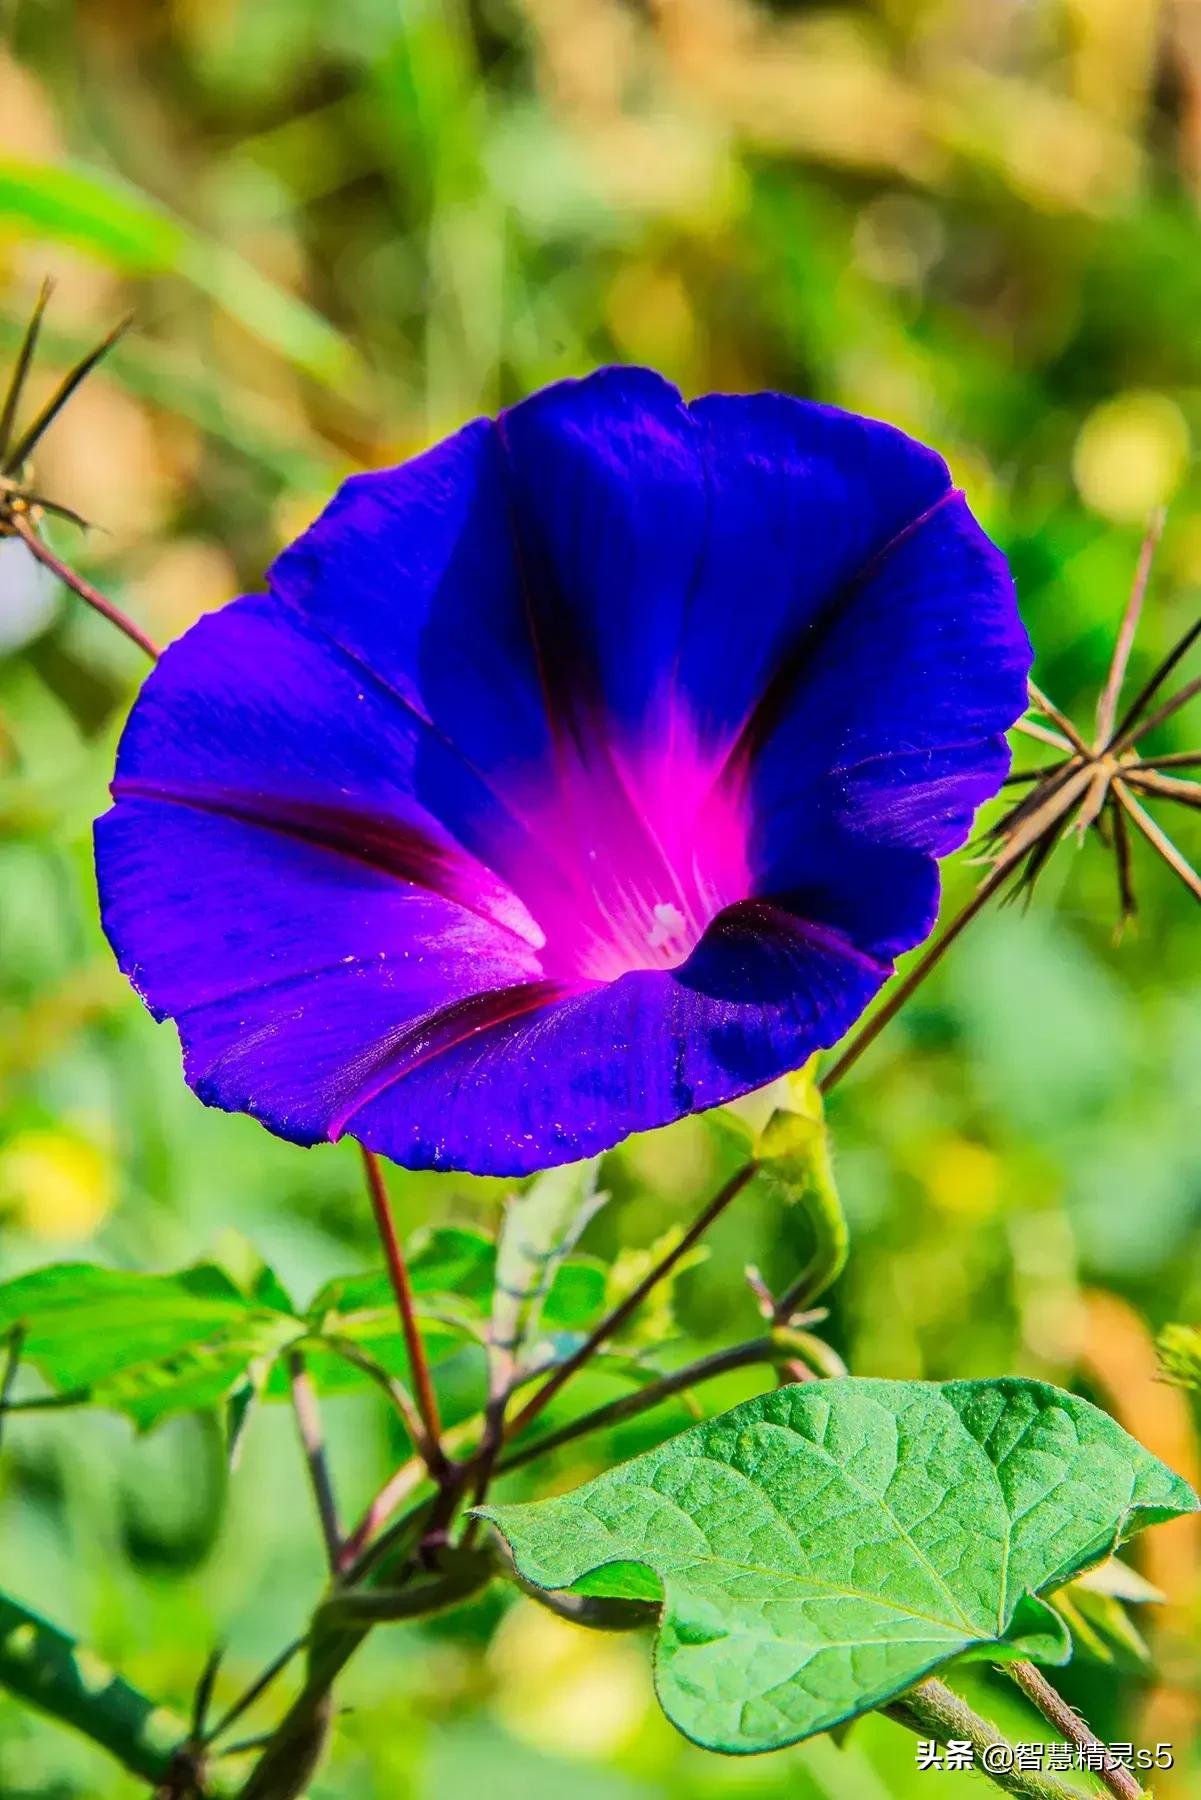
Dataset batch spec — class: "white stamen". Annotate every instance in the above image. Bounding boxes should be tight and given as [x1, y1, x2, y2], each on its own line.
[645, 900, 686, 950]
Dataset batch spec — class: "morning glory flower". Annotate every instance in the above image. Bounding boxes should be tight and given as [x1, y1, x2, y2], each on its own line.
[95, 368, 1030, 1174]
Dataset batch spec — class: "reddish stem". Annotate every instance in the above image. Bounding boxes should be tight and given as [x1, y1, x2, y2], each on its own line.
[359, 1146, 445, 1469]
[12, 514, 159, 661]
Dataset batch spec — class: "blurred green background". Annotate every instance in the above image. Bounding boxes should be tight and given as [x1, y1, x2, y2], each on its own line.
[2, 1, 1201, 1794]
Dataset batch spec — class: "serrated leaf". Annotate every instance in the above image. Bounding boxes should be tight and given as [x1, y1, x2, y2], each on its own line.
[479, 1377, 1197, 1754]
[0, 1263, 302, 1429]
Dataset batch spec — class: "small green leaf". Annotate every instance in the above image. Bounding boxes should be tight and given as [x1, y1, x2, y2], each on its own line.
[307, 1226, 497, 1325]
[0, 1262, 301, 1429]
[479, 1377, 1197, 1754]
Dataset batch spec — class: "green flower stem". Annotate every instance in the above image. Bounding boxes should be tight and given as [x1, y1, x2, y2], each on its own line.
[888, 1678, 1089, 1800]
[0, 1593, 239, 1795]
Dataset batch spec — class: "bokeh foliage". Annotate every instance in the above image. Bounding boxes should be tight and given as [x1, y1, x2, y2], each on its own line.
[1, 1, 1200, 1795]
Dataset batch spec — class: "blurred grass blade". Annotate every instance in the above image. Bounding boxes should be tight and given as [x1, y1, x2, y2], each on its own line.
[0, 158, 364, 393]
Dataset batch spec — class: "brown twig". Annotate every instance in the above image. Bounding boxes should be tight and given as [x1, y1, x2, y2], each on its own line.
[818, 856, 1016, 1093]
[1028, 679, 1092, 756]
[1110, 616, 1201, 747]
[4, 313, 131, 476]
[1113, 672, 1201, 756]
[1095, 510, 1164, 746]
[339, 1456, 427, 1573]
[498, 1335, 803, 1474]
[1122, 767, 1201, 808]
[1012, 716, 1074, 753]
[1113, 781, 1201, 902]
[0, 278, 52, 458]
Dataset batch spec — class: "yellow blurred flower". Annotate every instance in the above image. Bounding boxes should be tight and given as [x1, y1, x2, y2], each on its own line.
[1072, 391, 1190, 522]
[924, 1137, 1001, 1219]
[489, 1599, 651, 1759]
[0, 1128, 113, 1242]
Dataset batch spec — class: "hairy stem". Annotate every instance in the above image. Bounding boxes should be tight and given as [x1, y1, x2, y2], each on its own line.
[235, 1509, 435, 1799]
[12, 513, 159, 660]
[1008, 1662, 1144, 1800]
[888, 1678, 1089, 1800]
[359, 1146, 445, 1470]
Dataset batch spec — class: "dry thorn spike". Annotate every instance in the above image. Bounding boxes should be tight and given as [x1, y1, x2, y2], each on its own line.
[0, 277, 53, 460]
[1027, 678, 1092, 756]
[1113, 781, 1201, 903]
[3, 313, 133, 477]
[1094, 508, 1164, 747]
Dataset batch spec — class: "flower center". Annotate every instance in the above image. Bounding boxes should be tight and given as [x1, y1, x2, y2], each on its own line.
[511, 731, 752, 986]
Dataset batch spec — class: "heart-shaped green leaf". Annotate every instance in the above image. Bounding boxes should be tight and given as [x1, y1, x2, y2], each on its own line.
[480, 1377, 1197, 1754]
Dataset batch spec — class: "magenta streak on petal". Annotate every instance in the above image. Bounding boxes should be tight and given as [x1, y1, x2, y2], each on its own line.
[327, 976, 586, 1138]
[111, 777, 544, 952]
